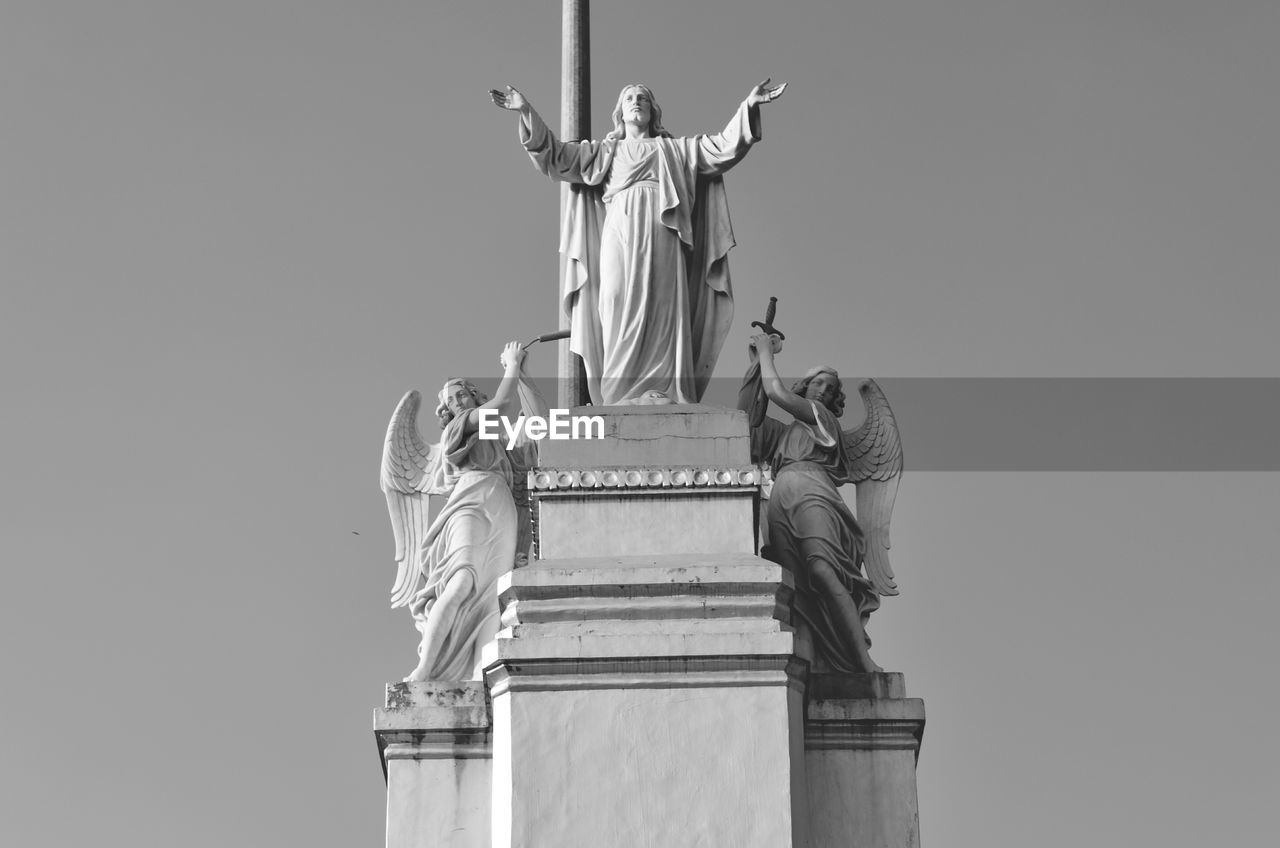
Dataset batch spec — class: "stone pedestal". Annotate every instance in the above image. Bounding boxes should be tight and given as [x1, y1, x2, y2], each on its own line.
[485, 553, 808, 848]
[375, 406, 926, 847]
[375, 682, 492, 848]
[487, 407, 808, 847]
[805, 673, 926, 848]
[530, 405, 761, 559]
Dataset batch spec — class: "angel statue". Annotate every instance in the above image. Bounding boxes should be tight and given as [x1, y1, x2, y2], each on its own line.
[380, 341, 548, 683]
[739, 333, 903, 674]
[490, 79, 786, 406]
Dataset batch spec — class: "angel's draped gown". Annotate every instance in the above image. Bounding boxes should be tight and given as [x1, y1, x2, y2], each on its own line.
[409, 414, 522, 681]
[748, 389, 880, 673]
[519, 102, 759, 404]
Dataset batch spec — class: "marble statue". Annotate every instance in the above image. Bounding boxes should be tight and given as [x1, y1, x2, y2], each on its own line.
[380, 342, 546, 682]
[739, 333, 903, 674]
[490, 79, 786, 405]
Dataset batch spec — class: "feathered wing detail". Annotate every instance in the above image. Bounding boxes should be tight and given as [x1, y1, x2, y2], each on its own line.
[842, 379, 904, 597]
[379, 390, 442, 608]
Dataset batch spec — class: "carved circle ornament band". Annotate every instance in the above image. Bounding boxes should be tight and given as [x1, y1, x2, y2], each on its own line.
[529, 466, 769, 492]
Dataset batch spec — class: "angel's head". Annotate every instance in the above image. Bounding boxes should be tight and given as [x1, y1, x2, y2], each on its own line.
[435, 378, 489, 427]
[791, 366, 845, 417]
[606, 84, 671, 141]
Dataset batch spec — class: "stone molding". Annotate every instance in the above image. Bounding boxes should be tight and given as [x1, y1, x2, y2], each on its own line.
[805, 696, 926, 759]
[495, 555, 793, 629]
[804, 718, 924, 752]
[382, 741, 492, 761]
[806, 671, 908, 700]
[485, 554, 804, 696]
[374, 682, 492, 778]
[485, 655, 808, 697]
[529, 464, 767, 493]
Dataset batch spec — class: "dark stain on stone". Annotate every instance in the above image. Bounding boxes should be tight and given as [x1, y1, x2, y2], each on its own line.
[386, 682, 413, 710]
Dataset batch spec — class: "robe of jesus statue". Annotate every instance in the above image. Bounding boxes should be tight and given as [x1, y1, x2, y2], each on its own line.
[517, 95, 762, 405]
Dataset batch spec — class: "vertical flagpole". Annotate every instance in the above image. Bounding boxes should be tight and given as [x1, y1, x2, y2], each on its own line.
[559, 0, 590, 407]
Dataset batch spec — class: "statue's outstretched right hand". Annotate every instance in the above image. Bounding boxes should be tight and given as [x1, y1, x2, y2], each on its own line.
[746, 78, 787, 108]
[489, 85, 528, 113]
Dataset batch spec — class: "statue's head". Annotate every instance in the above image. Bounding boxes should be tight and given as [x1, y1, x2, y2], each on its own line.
[607, 84, 671, 140]
[435, 378, 489, 427]
[791, 367, 845, 417]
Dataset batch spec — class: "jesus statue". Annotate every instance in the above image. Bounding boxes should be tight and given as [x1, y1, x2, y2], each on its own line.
[490, 79, 786, 405]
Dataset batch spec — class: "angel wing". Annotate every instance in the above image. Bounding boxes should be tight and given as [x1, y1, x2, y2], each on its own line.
[842, 379, 904, 597]
[379, 390, 442, 608]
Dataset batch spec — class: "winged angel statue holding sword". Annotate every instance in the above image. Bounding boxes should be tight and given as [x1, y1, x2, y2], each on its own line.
[740, 331, 904, 674]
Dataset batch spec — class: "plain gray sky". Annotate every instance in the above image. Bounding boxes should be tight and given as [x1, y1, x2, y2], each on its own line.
[2, 2, 1278, 846]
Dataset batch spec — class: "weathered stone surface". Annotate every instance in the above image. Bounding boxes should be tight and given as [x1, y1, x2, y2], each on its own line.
[493, 683, 807, 848]
[807, 671, 908, 701]
[805, 679, 926, 848]
[486, 552, 809, 847]
[536, 405, 751, 467]
[486, 554, 793, 665]
[375, 402, 927, 848]
[498, 552, 787, 598]
[376, 680, 491, 732]
[531, 407, 759, 559]
[375, 681, 492, 848]
[537, 491, 755, 558]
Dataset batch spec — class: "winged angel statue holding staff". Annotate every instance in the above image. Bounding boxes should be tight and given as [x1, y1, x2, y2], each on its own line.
[740, 333, 904, 674]
[380, 342, 546, 682]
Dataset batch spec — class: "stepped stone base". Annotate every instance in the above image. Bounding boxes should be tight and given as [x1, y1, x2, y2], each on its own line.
[375, 406, 925, 847]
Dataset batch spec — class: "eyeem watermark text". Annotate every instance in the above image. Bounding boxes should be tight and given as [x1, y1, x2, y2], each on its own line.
[477, 409, 605, 449]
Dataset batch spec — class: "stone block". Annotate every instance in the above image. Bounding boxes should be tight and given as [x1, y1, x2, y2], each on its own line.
[536, 404, 751, 468]
[375, 681, 492, 848]
[485, 552, 810, 848]
[536, 489, 756, 559]
[805, 675, 926, 848]
[529, 406, 761, 559]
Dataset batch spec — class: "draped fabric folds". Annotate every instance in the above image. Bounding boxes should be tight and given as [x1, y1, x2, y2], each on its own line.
[521, 101, 760, 404]
[741, 361, 881, 673]
[407, 415, 517, 681]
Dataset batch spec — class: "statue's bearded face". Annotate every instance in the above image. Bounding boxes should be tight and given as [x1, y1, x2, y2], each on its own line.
[621, 86, 653, 131]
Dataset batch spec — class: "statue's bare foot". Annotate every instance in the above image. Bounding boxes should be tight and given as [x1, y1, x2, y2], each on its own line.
[638, 390, 675, 406]
[403, 666, 430, 683]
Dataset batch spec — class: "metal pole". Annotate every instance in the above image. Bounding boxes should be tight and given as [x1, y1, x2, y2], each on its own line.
[559, 0, 590, 407]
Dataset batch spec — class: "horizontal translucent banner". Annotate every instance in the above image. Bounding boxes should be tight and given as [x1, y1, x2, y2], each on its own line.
[436, 377, 1280, 471]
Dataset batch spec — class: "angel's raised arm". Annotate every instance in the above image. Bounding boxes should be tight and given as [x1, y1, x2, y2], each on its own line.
[458, 342, 526, 436]
[749, 333, 815, 425]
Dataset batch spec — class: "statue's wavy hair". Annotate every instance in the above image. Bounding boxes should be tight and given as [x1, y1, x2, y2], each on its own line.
[790, 367, 846, 418]
[435, 378, 489, 428]
[605, 84, 672, 141]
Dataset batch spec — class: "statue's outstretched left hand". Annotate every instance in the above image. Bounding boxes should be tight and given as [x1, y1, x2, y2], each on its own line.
[747, 78, 787, 108]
